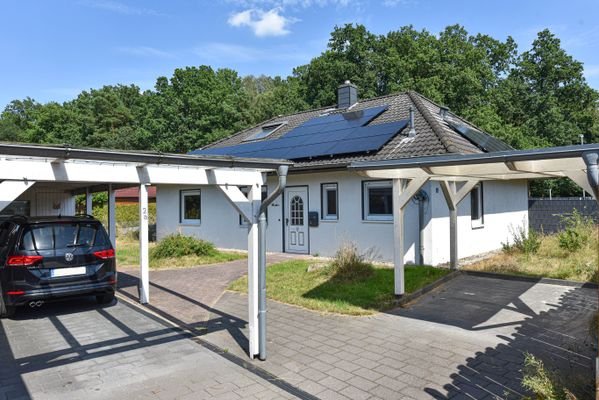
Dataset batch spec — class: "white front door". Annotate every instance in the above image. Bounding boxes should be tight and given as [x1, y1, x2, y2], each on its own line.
[285, 187, 309, 254]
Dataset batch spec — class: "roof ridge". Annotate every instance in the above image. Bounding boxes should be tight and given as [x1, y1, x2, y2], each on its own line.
[407, 91, 459, 154]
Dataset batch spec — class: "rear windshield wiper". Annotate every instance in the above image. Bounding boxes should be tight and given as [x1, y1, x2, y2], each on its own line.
[66, 243, 90, 248]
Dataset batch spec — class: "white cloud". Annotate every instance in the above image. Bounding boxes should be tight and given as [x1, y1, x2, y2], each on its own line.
[228, 8, 295, 37]
[78, 0, 165, 16]
[116, 46, 174, 58]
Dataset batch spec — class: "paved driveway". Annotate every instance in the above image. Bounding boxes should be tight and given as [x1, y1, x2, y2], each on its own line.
[202, 274, 597, 400]
[0, 297, 295, 400]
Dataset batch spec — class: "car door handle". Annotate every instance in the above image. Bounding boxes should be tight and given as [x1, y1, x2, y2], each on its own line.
[285, 218, 289, 226]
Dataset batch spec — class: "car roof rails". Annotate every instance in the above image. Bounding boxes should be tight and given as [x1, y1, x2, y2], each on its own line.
[74, 214, 95, 219]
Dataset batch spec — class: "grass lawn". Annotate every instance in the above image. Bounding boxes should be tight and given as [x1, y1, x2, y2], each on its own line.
[464, 227, 598, 283]
[228, 260, 449, 315]
[116, 239, 245, 270]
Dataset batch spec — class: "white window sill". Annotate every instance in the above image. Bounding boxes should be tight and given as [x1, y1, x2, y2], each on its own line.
[362, 219, 393, 224]
[179, 222, 201, 227]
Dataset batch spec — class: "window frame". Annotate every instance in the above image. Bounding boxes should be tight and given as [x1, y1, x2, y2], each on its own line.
[470, 183, 484, 229]
[242, 122, 287, 142]
[180, 189, 202, 225]
[362, 180, 393, 222]
[320, 183, 339, 221]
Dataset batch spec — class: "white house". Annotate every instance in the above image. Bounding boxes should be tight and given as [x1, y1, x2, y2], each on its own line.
[155, 84, 529, 265]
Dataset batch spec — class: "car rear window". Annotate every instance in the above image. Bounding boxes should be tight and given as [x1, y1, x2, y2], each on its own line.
[19, 222, 110, 251]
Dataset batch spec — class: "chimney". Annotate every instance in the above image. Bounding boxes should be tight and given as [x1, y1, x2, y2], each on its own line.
[337, 80, 358, 109]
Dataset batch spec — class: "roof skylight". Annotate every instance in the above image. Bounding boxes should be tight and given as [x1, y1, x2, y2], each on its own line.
[243, 122, 286, 142]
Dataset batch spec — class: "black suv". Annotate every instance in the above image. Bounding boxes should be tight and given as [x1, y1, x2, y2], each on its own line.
[0, 215, 117, 318]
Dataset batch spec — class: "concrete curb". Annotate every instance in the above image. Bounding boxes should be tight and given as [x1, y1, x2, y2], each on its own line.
[394, 270, 461, 307]
[462, 270, 598, 288]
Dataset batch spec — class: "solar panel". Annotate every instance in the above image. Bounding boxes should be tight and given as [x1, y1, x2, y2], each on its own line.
[191, 105, 407, 160]
[446, 120, 512, 152]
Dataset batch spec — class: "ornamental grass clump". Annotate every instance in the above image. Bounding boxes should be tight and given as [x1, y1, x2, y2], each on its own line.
[327, 241, 374, 283]
[150, 234, 216, 259]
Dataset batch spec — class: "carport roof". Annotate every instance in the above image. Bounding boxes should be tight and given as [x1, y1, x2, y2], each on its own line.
[0, 142, 292, 170]
[350, 143, 599, 183]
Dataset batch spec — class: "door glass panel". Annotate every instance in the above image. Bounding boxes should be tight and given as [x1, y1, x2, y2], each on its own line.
[290, 195, 304, 226]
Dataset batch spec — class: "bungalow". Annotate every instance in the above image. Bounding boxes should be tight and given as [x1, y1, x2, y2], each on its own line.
[155, 83, 529, 265]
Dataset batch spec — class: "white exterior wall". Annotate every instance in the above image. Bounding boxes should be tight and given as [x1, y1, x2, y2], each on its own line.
[154, 174, 529, 266]
[155, 171, 423, 263]
[16, 188, 76, 216]
[429, 180, 529, 265]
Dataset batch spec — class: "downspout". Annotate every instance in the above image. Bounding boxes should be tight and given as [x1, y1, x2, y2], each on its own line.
[258, 165, 288, 361]
[413, 190, 428, 265]
[583, 152, 599, 200]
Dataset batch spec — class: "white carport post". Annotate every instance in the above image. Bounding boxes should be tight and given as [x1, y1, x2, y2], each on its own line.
[139, 183, 150, 304]
[392, 177, 429, 296]
[107, 184, 117, 248]
[85, 188, 93, 215]
[439, 180, 479, 270]
[0, 180, 36, 213]
[218, 183, 262, 358]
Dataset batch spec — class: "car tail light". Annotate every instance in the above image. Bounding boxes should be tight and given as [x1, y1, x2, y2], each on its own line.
[7, 255, 44, 267]
[6, 290, 25, 296]
[94, 249, 115, 260]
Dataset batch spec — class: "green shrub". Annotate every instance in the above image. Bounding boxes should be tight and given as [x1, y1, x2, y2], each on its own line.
[93, 203, 157, 229]
[558, 211, 594, 252]
[504, 225, 541, 255]
[327, 242, 374, 282]
[151, 234, 216, 259]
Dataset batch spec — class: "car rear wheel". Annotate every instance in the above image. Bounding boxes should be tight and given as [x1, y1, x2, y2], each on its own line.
[96, 292, 115, 305]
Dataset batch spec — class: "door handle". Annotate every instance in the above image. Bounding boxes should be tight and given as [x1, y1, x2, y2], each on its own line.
[285, 218, 289, 226]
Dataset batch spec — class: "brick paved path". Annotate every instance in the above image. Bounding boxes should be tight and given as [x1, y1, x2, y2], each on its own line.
[0, 298, 296, 400]
[118, 253, 307, 325]
[202, 275, 597, 400]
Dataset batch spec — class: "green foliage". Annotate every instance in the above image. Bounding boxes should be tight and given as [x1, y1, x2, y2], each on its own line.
[150, 234, 216, 259]
[327, 242, 374, 282]
[522, 354, 577, 400]
[557, 210, 594, 252]
[503, 225, 541, 255]
[92, 203, 156, 228]
[1, 24, 597, 198]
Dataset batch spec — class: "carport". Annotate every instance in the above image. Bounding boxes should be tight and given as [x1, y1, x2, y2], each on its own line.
[0, 142, 291, 359]
[350, 143, 599, 296]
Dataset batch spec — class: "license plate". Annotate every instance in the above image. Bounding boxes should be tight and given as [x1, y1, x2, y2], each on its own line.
[51, 267, 87, 277]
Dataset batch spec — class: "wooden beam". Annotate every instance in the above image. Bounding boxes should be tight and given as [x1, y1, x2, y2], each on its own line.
[218, 185, 253, 223]
[247, 184, 260, 358]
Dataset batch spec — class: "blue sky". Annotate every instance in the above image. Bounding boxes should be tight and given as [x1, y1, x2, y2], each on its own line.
[1, 0, 599, 108]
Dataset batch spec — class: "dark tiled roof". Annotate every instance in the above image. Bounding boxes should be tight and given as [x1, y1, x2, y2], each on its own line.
[200, 91, 511, 169]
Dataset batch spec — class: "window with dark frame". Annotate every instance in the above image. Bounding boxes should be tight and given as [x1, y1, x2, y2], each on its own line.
[321, 183, 338, 220]
[470, 183, 484, 227]
[363, 180, 393, 221]
[180, 190, 201, 224]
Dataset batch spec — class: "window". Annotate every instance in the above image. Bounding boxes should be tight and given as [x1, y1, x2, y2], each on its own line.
[290, 196, 304, 225]
[243, 122, 286, 142]
[321, 183, 338, 220]
[363, 181, 393, 221]
[471, 183, 484, 228]
[180, 190, 201, 224]
[19, 223, 109, 251]
[239, 186, 268, 225]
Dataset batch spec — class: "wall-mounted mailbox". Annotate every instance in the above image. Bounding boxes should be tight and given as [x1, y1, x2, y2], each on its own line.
[308, 211, 319, 227]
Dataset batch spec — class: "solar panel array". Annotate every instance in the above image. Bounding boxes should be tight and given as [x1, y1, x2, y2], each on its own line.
[447, 120, 512, 152]
[194, 105, 408, 160]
